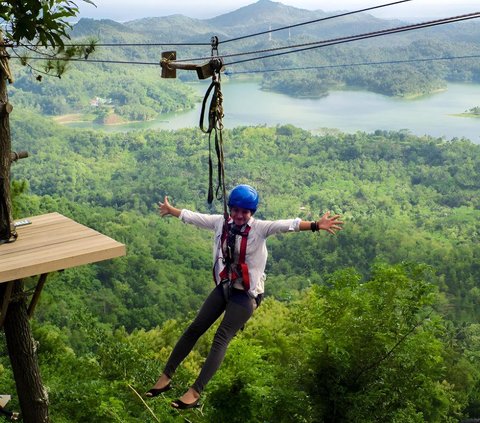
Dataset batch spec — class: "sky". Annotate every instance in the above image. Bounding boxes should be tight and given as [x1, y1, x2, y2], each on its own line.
[77, 0, 480, 22]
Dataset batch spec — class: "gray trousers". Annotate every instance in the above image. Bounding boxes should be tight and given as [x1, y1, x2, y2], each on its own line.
[163, 284, 255, 393]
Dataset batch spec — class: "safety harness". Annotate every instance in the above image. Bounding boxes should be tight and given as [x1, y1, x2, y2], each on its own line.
[219, 222, 251, 291]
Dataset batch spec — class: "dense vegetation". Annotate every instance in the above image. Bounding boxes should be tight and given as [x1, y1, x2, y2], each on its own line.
[9, 63, 198, 122]
[260, 38, 480, 98]
[1, 2, 479, 421]
[1, 109, 479, 421]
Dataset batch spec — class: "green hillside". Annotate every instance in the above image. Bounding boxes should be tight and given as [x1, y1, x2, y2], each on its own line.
[4, 110, 480, 421]
[2, 2, 480, 421]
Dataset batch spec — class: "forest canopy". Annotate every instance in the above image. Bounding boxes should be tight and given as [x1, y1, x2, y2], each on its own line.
[4, 110, 480, 421]
[0, 85, 480, 422]
[2, 4, 480, 420]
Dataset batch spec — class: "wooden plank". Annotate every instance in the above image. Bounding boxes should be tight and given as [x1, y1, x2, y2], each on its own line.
[1, 237, 122, 270]
[0, 213, 126, 283]
[0, 240, 125, 282]
[0, 228, 95, 258]
[2, 227, 97, 257]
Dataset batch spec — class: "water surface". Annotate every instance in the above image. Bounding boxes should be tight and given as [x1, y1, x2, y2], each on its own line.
[67, 80, 480, 143]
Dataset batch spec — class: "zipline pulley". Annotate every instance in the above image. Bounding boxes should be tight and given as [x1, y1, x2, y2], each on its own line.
[160, 51, 223, 80]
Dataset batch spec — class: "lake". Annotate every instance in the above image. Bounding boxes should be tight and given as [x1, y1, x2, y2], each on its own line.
[68, 80, 480, 144]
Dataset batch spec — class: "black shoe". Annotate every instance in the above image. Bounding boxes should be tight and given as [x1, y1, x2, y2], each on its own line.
[145, 383, 172, 398]
[171, 398, 200, 409]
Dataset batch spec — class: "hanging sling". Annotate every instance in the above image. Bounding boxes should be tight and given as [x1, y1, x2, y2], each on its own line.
[199, 78, 226, 207]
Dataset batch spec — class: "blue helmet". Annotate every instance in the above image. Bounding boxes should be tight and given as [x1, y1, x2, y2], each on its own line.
[228, 184, 259, 213]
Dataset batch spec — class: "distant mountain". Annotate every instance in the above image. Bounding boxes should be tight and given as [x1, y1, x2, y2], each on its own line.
[123, 15, 227, 41]
[73, 0, 403, 44]
[73, 18, 131, 38]
[207, 0, 325, 30]
[205, 0, 394, 40]
[72, 0, 480, 50]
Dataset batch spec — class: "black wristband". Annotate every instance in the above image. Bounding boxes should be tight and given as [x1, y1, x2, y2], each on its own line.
[311, 221, 318, 232]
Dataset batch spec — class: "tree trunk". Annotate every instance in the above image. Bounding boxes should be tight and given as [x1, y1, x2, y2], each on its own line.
[0, 39, 51, 422]
[2, 280, 50, 423]
[0, 40, 13, 242]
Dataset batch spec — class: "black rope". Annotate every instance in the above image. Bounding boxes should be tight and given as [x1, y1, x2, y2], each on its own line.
[200, 79, 218, 203]
[199, 74, 227, 215]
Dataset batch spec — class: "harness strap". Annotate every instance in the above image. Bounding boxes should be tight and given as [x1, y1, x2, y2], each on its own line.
[238, 225, 251, 291]
[218, 224, 251, 291]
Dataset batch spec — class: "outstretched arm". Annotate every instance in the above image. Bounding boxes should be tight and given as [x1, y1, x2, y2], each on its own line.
[299, 211, 343, 235]
[158, 196, 181, 218]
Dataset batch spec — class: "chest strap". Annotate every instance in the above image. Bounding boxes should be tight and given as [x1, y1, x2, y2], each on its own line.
[219, 224, 251, 291]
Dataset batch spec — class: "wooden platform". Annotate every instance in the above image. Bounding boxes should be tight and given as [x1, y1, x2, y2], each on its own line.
[0, 213, 126, 283]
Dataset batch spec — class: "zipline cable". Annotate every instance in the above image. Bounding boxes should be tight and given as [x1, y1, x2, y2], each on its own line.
[64, 42, 211, 47]
[220, 0, 413, 44]
[17, 0, 411, 49]
[10, 55, 159, 66]
[12, 13, 480, 68]
[19, 41, 210, 48]
[11, 51, 480, 71]
[223, 54, 480, 75]
[11, 52, 480, 70]
[172, 12, 480, 64]
[9, 13, 480, 71]
[224, 12, 480, 66]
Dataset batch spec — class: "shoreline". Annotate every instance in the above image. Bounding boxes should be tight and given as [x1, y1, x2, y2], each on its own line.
[451, 113, 480, 118]
[53, 113, 150, 126]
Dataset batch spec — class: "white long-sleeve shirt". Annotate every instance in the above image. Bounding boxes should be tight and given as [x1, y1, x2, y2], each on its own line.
[179, 209, 301, 298]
